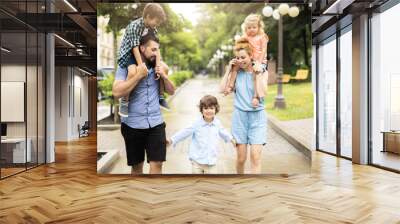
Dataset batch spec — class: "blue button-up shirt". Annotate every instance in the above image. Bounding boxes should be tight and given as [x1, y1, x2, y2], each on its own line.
[115, 65, 163, 129]
[170, 116, 233, 165]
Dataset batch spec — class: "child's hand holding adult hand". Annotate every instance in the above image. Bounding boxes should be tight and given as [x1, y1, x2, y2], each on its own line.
[231, 138, 237, 148]
[155, 65, 166, 79]
[166, 138, 172, 147]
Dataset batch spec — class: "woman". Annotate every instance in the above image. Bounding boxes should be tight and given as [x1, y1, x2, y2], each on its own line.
[220, 37, 268, 174]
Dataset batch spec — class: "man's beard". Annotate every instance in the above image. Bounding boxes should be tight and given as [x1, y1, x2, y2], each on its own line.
[144, 56, 156, 68]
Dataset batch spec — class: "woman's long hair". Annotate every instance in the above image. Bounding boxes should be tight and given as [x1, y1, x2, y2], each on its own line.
[234, 37, 253, 56]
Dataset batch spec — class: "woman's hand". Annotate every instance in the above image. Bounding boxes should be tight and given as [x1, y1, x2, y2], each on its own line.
[229, 58, 239, 72]
[252, 61, 262, 73]
[262, 59, 268, 64]
[252, 97, 260, 108]
[223, 86, 233, 96]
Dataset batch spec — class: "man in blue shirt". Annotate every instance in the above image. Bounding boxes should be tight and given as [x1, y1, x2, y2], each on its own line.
[112, 32, 175, 174]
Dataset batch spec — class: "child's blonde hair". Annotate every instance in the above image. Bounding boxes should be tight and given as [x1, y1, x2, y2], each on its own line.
[241, 14, 265, 36]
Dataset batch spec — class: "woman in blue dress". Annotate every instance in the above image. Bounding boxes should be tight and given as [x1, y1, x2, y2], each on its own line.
[220, 37, 267, 174]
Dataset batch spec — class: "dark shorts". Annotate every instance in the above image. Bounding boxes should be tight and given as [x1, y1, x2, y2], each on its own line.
[120, 122, 167, 166]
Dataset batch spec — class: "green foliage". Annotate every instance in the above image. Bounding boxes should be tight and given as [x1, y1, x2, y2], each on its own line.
[159, 31, 202, 72]
[98, 3, 201, 73]
[97, 3, 312, 76]
[98, 73, 115, 105]
[97, 3, 145, 35]
[265, 82, 314, 121]
[169, 71, 193, 87]
[194, 3, 311, 74]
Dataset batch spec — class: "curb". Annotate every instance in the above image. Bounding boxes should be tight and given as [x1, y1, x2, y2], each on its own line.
[97, 124, 120, 130]
[97, 149, 119, 173]
[267, 115, 312, 160]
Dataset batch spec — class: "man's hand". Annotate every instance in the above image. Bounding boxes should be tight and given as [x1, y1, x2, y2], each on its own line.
[136, 63, 148, 79]
[127, 65, 137, 80]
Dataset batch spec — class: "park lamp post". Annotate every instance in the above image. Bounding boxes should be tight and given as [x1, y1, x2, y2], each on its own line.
[262, 4, 299, 109]
[216, 49, 225, 77]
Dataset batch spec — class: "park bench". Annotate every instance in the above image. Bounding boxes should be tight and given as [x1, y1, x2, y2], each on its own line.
[282, 69, 309, 83]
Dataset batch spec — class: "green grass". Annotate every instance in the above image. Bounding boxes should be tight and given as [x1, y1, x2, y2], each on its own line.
[265, 82, 314, 121]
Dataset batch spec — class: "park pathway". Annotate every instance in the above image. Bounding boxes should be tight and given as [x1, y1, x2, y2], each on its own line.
[98, 75, 310, 174]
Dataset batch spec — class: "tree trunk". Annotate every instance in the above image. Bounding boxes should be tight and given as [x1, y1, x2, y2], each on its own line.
[112, 31, 120, 124]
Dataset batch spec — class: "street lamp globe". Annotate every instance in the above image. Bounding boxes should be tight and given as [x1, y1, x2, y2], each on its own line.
[262, 5, 273, 17]
[288, 6, 300, 17]
[278, 4, 290, 15]
[272, 9, 280, 20]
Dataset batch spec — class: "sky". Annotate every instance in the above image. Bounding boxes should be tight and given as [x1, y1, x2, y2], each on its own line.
[169, 3, 201, 26]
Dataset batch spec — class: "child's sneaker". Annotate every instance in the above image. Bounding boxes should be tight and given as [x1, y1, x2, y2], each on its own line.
[118, 97, 129, 118]
[159, 96, 170, 111]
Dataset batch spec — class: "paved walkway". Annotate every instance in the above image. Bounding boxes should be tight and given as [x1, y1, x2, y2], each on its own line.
[98, 76, 310, 174]
[281, 118, 314, 150]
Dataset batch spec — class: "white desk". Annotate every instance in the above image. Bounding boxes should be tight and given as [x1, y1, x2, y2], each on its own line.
[1, 138, 31, 163]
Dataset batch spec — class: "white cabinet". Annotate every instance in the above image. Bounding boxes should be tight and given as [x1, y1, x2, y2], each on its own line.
[1, 138, 31, 163]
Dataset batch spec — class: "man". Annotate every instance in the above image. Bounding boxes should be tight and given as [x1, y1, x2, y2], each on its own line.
[112, 32, 175, 174]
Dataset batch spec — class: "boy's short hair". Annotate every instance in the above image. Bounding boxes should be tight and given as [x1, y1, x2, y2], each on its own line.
[143, 3, 166, 23]
[140, 30, 159, 46]
[199, 95, 220, 114]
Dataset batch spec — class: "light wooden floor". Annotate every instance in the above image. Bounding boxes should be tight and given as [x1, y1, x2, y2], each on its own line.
[1, 134, 400, 223]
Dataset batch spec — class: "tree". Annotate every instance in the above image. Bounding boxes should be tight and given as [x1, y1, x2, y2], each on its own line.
[98, 73, 115, 115]
[97, 3, 144, 123]
[194, 3, 311, 75]
[97, 3, 202, 122]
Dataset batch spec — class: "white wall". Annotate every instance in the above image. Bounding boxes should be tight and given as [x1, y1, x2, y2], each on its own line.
[54, 67, 89, 141]
[1, 63, 46, 164]
[54, 66, 69, 141]
[1, 65, 26, 138]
